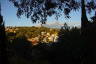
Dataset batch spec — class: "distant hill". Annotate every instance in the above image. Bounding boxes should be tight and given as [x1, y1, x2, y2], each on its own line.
[37, 22, 64, 29]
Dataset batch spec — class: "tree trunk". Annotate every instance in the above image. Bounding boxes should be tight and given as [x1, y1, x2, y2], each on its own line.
[81, 0, 89, 32]
[81, 0, 95, 64]
[0, 4, 8, 64]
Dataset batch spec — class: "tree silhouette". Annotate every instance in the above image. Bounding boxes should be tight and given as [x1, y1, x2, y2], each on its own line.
[9, 0, 80, 23]
[55, 24, 83, 64]
[9, 0, 96, 26]
[8, 0, 96, 64]
[0, 4, 8, 64]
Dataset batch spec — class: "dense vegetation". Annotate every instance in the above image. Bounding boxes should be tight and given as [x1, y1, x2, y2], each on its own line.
[0, 0, 96, 64]
[6, 26, 59, 42]
[5, 25, 88, 64]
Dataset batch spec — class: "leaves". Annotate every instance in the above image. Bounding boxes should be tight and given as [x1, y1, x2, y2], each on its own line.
[86, 0, 96, 14]
[9, 0, 95, 23]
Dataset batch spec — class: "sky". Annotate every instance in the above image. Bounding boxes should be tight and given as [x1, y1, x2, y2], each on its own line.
[0, 0, 95, 27]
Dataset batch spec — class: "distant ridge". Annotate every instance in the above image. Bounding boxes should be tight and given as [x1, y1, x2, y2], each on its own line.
[36, 21, 64, 29]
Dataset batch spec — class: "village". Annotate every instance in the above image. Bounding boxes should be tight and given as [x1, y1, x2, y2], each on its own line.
[5, 26, 59, 45]
[27, 31, 58, 45]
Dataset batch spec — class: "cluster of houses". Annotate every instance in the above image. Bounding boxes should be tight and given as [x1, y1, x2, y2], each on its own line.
[5, 27, 19, 33]
[5, 27, 59, 45]
[27, 31, 58, 45]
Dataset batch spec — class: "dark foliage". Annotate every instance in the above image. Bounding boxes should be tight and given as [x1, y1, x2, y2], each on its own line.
[0, 4, 8, 64]
[9, 0, 80, 23]
[47, 25, 84, 64]
[1, 0, 96, 64]
[9, 0, 96, 24]
[7, 36, 33, 64]
[6, 21, 96, 64]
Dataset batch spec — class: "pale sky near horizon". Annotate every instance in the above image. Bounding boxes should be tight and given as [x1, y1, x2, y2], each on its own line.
[0, 0, 95, 27]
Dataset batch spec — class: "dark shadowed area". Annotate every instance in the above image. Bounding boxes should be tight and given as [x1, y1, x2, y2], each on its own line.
[0, 0, 96, 64]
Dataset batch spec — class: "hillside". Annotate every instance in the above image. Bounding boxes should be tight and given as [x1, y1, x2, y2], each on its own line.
[36, 22, 64, 29]
[6, 26, 60, 45]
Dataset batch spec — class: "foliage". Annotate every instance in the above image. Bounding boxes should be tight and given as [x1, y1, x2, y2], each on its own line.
[9, 0, 96, 23]
[4, 0, 96, 64]
[47, 26, 86, 64]
[6, 24, 95, 64]
[0, 4, 8, 64]
[6, 26, 59, 43]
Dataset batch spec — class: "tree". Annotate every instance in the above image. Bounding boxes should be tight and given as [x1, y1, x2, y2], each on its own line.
[9, 0, 96, 64]
[9, 0, 96, 42]
[0, 4, 8, 64]
[9, 0, 80, 23]
[9, 0, 96, 30]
